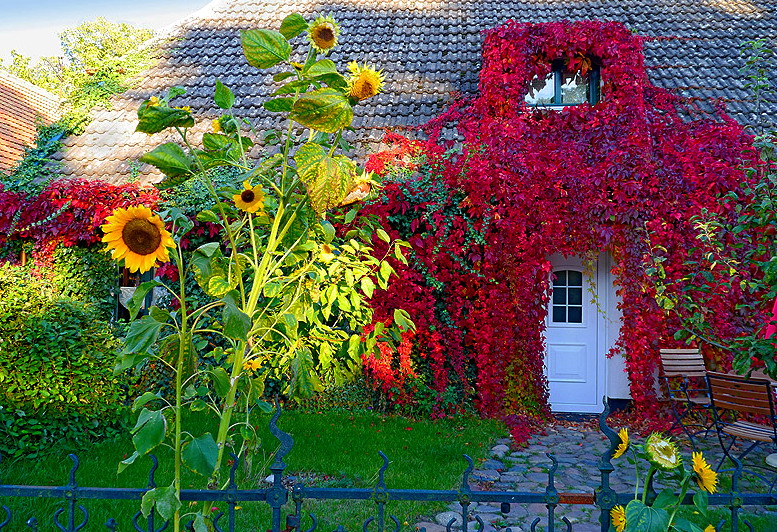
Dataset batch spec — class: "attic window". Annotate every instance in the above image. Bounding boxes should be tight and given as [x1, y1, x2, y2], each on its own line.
[525, 60, 600, 108]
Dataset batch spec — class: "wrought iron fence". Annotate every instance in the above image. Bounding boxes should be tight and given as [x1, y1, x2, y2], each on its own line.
[1, 400, 775, 532]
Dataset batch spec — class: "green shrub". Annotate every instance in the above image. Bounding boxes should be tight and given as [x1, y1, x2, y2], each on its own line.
[0, 263, 128, 457]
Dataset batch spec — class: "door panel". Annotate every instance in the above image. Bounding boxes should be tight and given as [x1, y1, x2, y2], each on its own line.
[545, 257, 602, 413]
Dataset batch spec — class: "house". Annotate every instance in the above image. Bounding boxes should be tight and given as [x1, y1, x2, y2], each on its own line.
[0, 71, 61, 172]
[51, 0, 776, 419]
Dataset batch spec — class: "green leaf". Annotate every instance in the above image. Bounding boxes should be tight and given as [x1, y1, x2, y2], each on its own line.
[126, 281, 163, 320]
[214, 79, 235, 109]
[132, 392, 161, 412]
[693, 489, 709, 516]
[295, 142, 327, 185]
[360, 276, 375, 298]
[122, 315, 165, 355]
[290, 88, 353, 134]
[280, 13, 308, 39]
[222, 291, 251, 341]
[202, 132, 234, 151]
[141, 142, 194, 184]
[141, 484, 181, 521]
[210, 367, 231, 398]
[241, 29, 291, 69]
[652, 488, 677, 509]
[263, 97, 295, 112]
[182, 433, 219, 476]
[624, 499, 669, 532]
[376, 228, 390, 243]
[273, 71, 296, 82]
[196, 209, 220, 223]
[289, 346, 321, 399]
[117, 451, 140, 474]
[320, 220, 336, 243]
[192, 513, 209, 532]
[308, 59, 337, 77]
[393, 309, 415, 332]
[136, 104, 194, 134]
[314, 73, 348, 91]
[131, 408, 166, 455]
[256, 400, 274, 413]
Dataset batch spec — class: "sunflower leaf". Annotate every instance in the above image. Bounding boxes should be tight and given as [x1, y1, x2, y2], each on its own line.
[182, 433, 219, 477]
[136, 103, 194, 134]
[308, 59, 337, 77]
[222, 291, 251, 341]
[141, 142, 195, 185]
[214, 79, 235, 109]
[624, 500, 669, 532]
[289, 346, 322, 400]
[126, 281, 163, 320]
[294, 143, 327, 185]
[123, 315, 166, 355]
[289, 88, 353, 134]
[280, 13, 308, 40]
[241, 29, 291, 69]
[131, 408, 166, 456]
[264, 97, 295, 113]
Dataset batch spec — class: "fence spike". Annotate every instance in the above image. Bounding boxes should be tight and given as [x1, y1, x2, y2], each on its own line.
[377, 451, 390, 490]
[105, 518, 118, 531]
[460, 455, 474, 492]
[529, 517, 540, 531]
[148, 455, 159, 489]
[26, 517, 39, 531]
[0, 506, 10, 529]
[269, 398, 294, 470]
[390, 515, 401, 532]
[304, 512, 318, 532]
[212, 512, 225, 532]
[474, 515, 485, 532]
[67, 454, 80, 487]
[363, 516, 374, 532]
[561, 516, 572, 532]
[445, 517, 457, 532]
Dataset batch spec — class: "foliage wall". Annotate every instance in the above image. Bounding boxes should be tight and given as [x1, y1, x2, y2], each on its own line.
[360, 21, 762, 439]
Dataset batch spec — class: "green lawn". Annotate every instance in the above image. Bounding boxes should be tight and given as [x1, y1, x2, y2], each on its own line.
[0, 410, 507, 530]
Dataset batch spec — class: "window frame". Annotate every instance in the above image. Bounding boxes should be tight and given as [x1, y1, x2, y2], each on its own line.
[526, 59, 601, 109]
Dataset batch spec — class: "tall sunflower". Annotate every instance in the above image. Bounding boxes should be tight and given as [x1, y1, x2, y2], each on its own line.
[347, 61, 384, 101]
[613, 428, 629, 459]
[692, 452, 718, 493]
[101, 205, 175, 273]
[233, 180, 265, 213]
[308, 15, 339, 54]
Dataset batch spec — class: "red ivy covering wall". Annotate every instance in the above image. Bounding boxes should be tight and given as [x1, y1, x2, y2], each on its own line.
[360, 21, 762, 440]
[0, 178, 160, 262]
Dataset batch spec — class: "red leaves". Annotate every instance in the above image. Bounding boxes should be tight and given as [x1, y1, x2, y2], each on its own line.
[360, 20, 760, 437]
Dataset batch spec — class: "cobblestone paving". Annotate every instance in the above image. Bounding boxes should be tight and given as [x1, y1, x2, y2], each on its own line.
[416, 422, 777, 532]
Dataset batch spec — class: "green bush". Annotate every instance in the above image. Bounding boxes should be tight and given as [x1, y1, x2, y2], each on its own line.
[0, 263, 128, 457]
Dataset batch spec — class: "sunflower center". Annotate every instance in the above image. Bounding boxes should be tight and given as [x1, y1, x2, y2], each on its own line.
[122, 218, 162, 256]
[241, 189, 256, 203]
[314, 26, 335, 48]
[354, 78, 377, 100]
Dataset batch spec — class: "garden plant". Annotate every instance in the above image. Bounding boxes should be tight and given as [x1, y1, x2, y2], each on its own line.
[100, 13, 411, 529]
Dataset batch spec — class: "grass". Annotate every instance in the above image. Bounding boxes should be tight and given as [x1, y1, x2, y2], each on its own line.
[0, 409, 507, 530]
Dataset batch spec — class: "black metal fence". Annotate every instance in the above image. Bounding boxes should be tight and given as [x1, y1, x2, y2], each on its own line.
[1, 401, 775, 532]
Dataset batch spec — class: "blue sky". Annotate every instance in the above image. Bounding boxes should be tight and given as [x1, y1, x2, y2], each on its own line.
[0, 0, 213, 62]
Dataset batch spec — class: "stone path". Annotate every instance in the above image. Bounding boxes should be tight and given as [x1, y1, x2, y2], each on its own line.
[417, 421, 777, 532]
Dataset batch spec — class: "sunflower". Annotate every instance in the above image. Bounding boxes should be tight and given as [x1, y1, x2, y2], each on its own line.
[347, 61, 384, 101]
[692, 452, 718, 493]
[211, 118, 222, 133]
[613, 428, 629, 459]
[611, 505, 626, 532]
[243, 358, 262, 372]
[308, 15, 339, 54]
[704, 526, 716, 532]
[644, 433, 681, 470]
[233, 180, 265, 213]
[101, 205, 175, 273]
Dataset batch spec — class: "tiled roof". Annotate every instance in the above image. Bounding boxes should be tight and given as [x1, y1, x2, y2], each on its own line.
[0, 71, 62, 172]
[56, 0, 777, 184]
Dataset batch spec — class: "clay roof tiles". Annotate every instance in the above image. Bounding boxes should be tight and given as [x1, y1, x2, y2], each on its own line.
[56, 0, 777, 184]
[0, 71, 62, 172]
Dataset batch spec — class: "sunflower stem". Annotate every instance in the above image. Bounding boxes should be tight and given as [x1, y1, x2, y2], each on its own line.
[642, 466, 656, 504]
[172, 241, 188, 532]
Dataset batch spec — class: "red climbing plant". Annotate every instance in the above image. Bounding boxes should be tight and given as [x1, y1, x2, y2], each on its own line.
[359, 21, 764, 440]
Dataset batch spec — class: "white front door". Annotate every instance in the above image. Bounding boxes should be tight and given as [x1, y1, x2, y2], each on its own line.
[544, 255, 604, 413]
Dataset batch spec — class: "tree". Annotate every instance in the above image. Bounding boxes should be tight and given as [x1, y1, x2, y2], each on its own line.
[1, 17, 155, 132]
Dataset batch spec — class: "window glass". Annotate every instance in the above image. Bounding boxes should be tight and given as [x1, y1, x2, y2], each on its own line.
[561, 71, 589, 104]
[525, 72, 555, 106]
[551, 269, 584, 324]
